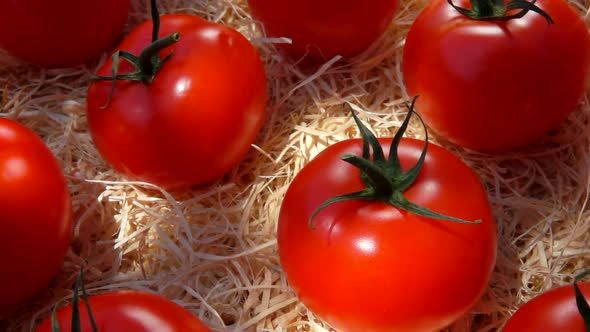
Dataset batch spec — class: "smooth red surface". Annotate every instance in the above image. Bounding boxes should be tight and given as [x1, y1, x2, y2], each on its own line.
[0, 0, 130, 67]
[0, 118, 72, 309]
[247, 0, 400, 60]
[35, 291, 212, 331]
[402, 0, 590, 152]
[278, 137, 497, 331]
[86, 14, 267, 190]
[503, 282, 590, 331]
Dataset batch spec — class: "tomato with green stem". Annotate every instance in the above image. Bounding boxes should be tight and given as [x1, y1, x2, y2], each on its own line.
[402, 0, 590, 152]
[0, 118, 72, 310]
[0, 0, 130, 67]
[35, 270, 212, 332]
[86, 0, 267, 190]
[247, 0, 401, 61]
[502, 270, 590, 331]
[278, 97, 497, 331]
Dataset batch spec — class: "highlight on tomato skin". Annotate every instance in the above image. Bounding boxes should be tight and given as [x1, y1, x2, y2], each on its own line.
[86, 3, 268, 190]
[0, 118, 73, 311]
[502, 281, 590, 332]
[402, 0, 590, 152]
[0, 0, 131, 68]
[246, 0, 401, 61]
[277, 101, 497, 332]
[34, 290, 213, 332]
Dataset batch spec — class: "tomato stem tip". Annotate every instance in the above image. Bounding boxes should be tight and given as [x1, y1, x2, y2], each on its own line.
[51, 268, 99, 332]
[574, 269, 590, 331]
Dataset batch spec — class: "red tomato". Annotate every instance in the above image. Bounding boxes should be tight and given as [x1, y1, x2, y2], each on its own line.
[0, 0, 130, 67]
[0, 118, 72, 310]
[34, 290, 212, 332]
[278, 109, 497, 331]
[247, 0, 401, 60]
[503, 282, 590, 331]
[402, 0, 590, 152]
[86, 14, 267, 190]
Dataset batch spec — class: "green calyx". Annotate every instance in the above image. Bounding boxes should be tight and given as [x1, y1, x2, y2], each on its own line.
[574, 269, 590, 331]
[90, 0, 180, 108]
[308, 96, 481, 229]
[447, 0, 554, 24]
[51, 269, 98, 332]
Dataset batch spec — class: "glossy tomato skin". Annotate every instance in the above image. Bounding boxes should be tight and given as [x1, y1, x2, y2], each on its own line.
[502, 282, 590, 331]
[86, 14, 267, 190]
[278, 137, 497, 331]
[247, 0, 401, 60]
[402, 0, 590, 152]
[35, 290, 212, 332]
[0, 118, 72, 310]
[0, 0, 130, 67]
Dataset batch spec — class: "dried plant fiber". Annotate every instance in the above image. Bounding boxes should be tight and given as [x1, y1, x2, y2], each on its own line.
[1, 0, 590, 331]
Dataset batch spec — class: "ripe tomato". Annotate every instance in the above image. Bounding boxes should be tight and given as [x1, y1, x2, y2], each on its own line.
[34, 290, 212, 332]
[0, 0, 130, 67]
[278, 105, 497, 331]
[402, 0, 590, 152]
[502, 281, 590, 331]
[247, 0, 401, 60]
[0, 118, 72, 310]
[86, 12, 267, 190]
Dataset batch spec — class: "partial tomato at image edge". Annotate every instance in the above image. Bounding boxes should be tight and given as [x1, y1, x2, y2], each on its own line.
[247, 0, 401, 61]
[402, 0, 590, 152]
[34, 290, 212, 332]
[502, 270, 590, 332]
[0, 118, 72, 310]
[0, 0, 131, 67]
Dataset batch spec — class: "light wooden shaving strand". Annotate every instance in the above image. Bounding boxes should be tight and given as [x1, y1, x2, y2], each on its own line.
[1, 0, 590, 331]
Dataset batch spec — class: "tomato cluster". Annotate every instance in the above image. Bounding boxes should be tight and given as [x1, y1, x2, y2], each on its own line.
[1, 0, 265, 329]
[1, 0, 589, 330]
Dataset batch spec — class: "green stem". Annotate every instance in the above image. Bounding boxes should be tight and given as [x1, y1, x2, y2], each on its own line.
[51, 268, 99, 332]
[308, 96, 481, 228]
[137, 32, 180, 82]
[151, 0, 160, 43]
[51, 306, 61, 332]
[79, 269, 99, 332]
[448, 0, 553, 24]
[341, 155, 394, 195]
[70, 273, 82, 332]
[89, 0, 181, 107]
[473, 0, 502, 17]
[574, 270, 590, 331]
